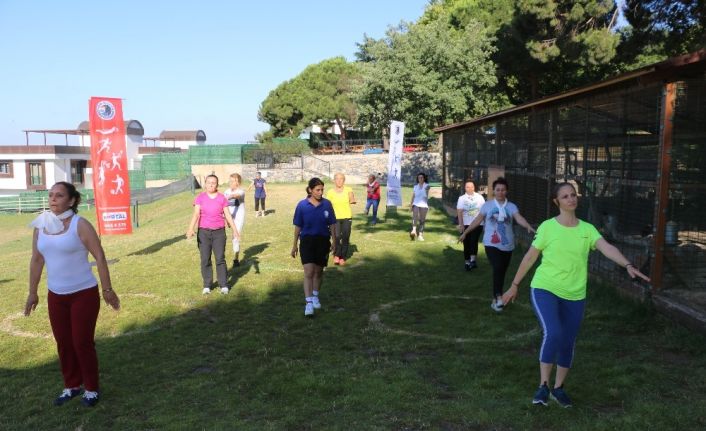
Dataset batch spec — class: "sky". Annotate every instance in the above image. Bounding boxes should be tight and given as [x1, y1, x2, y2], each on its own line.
[0, 0, 430, 146]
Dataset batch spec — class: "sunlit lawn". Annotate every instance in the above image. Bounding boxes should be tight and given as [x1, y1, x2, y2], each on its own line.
[0, 183, 705, 430]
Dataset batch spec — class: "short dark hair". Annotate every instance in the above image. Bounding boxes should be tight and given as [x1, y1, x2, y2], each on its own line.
[492, 177, 508, 190]
[306, 177, 325, 196]
[416, 172, 428, 183]
[53, 181, 82, 213]
[464, 179, 476, 188]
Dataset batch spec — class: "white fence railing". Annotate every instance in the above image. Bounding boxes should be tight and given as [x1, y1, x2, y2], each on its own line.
[0, 196, 91, 213]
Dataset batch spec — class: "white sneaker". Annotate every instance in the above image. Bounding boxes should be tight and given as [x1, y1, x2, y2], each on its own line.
[220, 287, 229, 295]
[418, 234, 425, 241]
[311, 296, 322, 309]
[491, 298, 504, 312]
[304, 303, 314, 316]
[202, 287, 211, 295]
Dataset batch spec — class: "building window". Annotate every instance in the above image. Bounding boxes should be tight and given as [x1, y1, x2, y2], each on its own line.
[0, 160, 12, 178]
[71, 160, 86, 185]
[28, 162, 44, 188]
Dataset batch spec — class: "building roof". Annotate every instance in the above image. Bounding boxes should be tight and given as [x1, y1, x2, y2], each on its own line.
[77, 119, 144, 135]
[156, 130, 206, 141]
[434, 49, 706, 133]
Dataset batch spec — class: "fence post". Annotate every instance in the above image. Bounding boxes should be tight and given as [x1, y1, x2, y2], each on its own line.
[132, 200, 139, 228]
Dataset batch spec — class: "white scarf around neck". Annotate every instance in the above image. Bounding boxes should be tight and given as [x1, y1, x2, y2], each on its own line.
[30, 209, 74, 234]
[494, 199, 508, 222]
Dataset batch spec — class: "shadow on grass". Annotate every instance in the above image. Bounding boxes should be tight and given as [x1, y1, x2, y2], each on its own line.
[0, 278, 12, 285]
[127, 234, 185, 256]
[3, 238, 706, 429]
[228, 242, 270, 283]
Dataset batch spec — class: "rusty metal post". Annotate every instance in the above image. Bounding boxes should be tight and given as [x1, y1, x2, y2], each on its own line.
[652, 82, 676, 291]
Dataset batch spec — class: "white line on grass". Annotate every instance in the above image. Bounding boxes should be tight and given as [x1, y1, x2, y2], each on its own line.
[369, 295, 540, 343]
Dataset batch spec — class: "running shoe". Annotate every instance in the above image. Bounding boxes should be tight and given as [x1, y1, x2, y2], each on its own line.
[551, 386, 573, 408]
[491, 298, 504, 312]
[202, 287, 211, 295]
[304, 303, 314, 317]
[469, 260, 477, 269]
[54, 388, 82, 406]
[311, 296, 322, 309]
[532, 384, 550, 406]
[465, 261, 471, 271]
[220, 287, 230, 295]
[418, 234, 425, 241]
[81, 391, 99, 407]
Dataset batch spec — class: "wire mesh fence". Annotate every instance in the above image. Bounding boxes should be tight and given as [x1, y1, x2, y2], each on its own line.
[442, 73, 706, 292]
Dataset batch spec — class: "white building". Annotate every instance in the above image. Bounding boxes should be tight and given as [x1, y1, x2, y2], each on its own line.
[0, 120, 145, 194]
[143, 130, 206, 150]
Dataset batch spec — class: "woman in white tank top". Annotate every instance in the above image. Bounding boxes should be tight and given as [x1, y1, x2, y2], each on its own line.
[24, 182, 120, 408]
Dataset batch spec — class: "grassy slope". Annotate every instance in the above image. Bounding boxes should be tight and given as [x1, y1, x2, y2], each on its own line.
[0, 183, 704, 430]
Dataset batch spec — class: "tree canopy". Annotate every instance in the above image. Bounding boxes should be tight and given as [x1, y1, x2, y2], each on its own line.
[354, 17, 503, 137]
[258, 0, 705, 140]
[257, 57, 360, 138]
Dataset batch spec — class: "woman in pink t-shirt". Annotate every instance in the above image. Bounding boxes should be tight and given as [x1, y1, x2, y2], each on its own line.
[186, 174, 239, 295]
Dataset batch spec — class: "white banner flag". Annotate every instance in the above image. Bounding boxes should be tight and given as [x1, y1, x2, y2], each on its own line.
[386, 120, 404, 206]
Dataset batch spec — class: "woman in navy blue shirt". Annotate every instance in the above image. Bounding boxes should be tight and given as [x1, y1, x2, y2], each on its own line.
[291, 178, 337, 317]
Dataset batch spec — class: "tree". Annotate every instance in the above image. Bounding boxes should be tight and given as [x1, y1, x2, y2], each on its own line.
[618, 0, 706, 68]
[420, 0, 515, 32]
[257, 57, 360, 139]
[354, 17, 503, 137]
[495, 0, 620, 103]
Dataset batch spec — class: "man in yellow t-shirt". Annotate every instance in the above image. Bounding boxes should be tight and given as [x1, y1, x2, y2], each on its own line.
[325, 173, 356, 265]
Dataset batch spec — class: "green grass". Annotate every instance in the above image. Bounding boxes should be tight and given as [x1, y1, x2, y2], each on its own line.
[0, 183, 705, 430]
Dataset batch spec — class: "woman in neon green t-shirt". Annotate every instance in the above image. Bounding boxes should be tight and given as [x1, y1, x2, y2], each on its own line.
[503, 182, 650, 408]
[326, 173, 356, 265]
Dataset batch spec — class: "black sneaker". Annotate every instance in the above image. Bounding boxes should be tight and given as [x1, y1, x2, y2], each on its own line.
[464, 261, 472, 271]
[469, 260, 477, 269]
[53, 388, 82, 406]
[532, 383, 550, 406]
[232, 259, 240, 267]
[551, 386, 572, 408]
[81, 390, 100, 407]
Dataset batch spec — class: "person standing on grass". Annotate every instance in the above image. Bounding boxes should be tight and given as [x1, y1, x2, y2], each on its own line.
[502, 182, 650, 408]
[456, 179, 485, 271]
[24, 181, 121, 408]
[409, 172, 430, 241]
[291, 177, 337, 317]
[326, 172, 356, 265]
[186, 174, 239, 295]
[459, 177, 535, 312]
[224, 173, 246, 268]
[365, 174, 381, 226]
[247, 171, 267, 217]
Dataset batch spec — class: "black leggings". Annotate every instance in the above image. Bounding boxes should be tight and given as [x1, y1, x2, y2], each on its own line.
[197, 228, 227, 289]
[462, 225, 482, 260]
[334, 218, 352, 258]
[484, 246, 513, 298]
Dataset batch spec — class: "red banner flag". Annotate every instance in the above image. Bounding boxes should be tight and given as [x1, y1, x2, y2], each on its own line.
[89, 97, 132, 235]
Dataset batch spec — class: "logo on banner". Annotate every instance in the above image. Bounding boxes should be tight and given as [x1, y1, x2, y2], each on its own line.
[102, 211, 128, 221]
[96, 101, 116, 120]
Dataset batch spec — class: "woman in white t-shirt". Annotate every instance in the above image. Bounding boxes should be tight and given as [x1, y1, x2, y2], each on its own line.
[456, 179, 485, 270]
[409, 172, 430, 241]
[224, 173, 246, 268]
[24, 182, 120, 408]
[459, 177, 535, 311]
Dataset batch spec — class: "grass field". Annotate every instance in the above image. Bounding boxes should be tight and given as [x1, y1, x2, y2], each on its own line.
[0, 182, 705, 430]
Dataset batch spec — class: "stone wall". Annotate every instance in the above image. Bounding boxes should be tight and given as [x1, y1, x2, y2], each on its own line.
[191, 151, 442, 186]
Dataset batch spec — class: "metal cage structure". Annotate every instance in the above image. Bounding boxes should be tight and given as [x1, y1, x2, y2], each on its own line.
[436, 51, 706, 300]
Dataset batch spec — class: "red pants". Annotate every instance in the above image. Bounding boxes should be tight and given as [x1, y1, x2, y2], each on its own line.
[47, 287, 100, 391]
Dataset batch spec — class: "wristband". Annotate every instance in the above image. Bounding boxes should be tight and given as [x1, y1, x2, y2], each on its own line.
[625, 263, 635, 269]
[102, 288, 113, 293]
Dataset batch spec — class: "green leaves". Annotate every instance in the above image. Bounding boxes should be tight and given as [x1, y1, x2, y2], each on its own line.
[258, 57, 361, 139]
[354, 18, 503, 136]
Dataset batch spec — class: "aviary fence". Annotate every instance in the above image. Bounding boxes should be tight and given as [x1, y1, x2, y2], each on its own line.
[438, 52, 706, 293]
